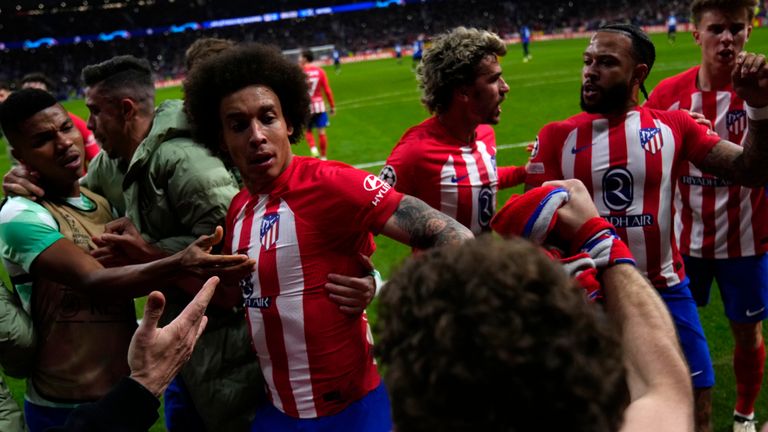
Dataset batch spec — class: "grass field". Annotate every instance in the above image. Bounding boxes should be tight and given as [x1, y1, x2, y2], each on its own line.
[2, 29, 768, 431]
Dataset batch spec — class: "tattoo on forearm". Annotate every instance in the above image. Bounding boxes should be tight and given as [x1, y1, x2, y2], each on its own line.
[701, 119, 768, 187]
[392, 196, 473, 248]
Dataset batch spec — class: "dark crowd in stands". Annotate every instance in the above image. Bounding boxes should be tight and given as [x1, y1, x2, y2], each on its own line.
[0, 0, 736, 98]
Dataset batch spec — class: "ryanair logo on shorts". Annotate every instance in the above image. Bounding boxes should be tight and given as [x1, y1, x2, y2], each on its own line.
[727, 110, 746, 136]
[639, 127, 663, 154]
[260, 213, 280, 250]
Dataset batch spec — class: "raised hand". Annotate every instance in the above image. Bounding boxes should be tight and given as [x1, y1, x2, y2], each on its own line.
[733, 51, 768, 108]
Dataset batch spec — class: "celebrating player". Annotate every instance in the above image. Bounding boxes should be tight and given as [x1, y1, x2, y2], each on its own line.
[299, 49, 335, 160]
[645, 1, 766, 430]
[183, 43, 472, 431]
[525, 24, 768, 432]
[380, 27, 526, 236]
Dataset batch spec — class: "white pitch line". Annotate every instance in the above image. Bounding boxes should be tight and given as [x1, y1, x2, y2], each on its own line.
[352, 141, 531, 169]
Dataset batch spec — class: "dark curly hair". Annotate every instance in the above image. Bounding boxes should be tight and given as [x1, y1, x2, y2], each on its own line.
[377, 237, 629, 432]
[183, 43, 310, 160]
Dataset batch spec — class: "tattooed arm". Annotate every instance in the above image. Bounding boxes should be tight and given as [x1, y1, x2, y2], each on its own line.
[697, 122, 768, 187]
[380, 195, 474, 248]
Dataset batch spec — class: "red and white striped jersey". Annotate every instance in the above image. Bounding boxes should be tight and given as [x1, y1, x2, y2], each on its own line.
[380, 117, 524, 235]
[645, 66, 768, 258]
[526, 106, 720, 289]
[303, 64, 335, 114]
[224, 156, 402, 418]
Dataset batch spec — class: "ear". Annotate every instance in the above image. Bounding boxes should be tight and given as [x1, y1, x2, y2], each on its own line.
[286, 121, 294, 138]
[453, 85, 470, 103]
[633, 63, 649, 86]
[692, 29, 702, 46]
[120, 98, 137, 121]
[746, 24, 753, 41]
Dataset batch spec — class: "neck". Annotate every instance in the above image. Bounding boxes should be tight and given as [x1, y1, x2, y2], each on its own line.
[437, 111, 477, 144]
[697, 63, 731, 91]
[42, 179, 80, 199]
[121, 115, 154, 162]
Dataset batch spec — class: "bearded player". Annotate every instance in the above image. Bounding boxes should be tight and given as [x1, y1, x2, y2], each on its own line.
[526, 24, 768, 432]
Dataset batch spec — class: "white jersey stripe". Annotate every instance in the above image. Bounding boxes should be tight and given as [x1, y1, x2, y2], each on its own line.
[560, 128, 579, 181]
[623, 112, 650, 277]
[273, 200, 317, 418]
[686, 94, 705, 254]
[461, 147, 482, 233]
[439, 156, 458, 220]
[656, 119, 680, 287]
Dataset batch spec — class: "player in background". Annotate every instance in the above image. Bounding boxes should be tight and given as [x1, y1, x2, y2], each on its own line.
[333, 47, 342, 74]
[20, 73, 101, 168]
[412, 35, 424, 70]
[380, 27, 527, 236]
[183, 43, 472, 431]
[298, 49, 335, 160]
[395, 43, 403, 64]
[521, 25, 533, 62]
[668, 12, 679, 43]
[525, 24, 768, 432]
[645, 1, 766, 430]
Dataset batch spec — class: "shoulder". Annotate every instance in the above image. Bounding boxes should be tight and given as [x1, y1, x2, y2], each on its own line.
[647, 67, 697, 107]
[539, 113, 589, 141]
[0, 197, 55, 227]
[476, 124, 496, 142]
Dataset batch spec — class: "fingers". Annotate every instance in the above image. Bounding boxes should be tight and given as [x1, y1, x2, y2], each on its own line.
[104, 217, 136, 235]
[357, 253, 375, 272]
[3, 172, 45, 199]
[211, 226, 224, 246]
[737, 52, 766, 76]
[139, 291, 166, 332]
[176, 277, 218, 331]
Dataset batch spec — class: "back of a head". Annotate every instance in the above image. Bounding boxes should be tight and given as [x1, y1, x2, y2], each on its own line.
[301, 49, 314, 63]
[377, 237, 628, 432]
[81, 55, 155, 107]
[185, 37, 236, 72]
[183, 43, 310, 161]
[691, 0, 758, 24]
[0, 88, 58, 144]
[418, 26, 506, 114]
[20, 72, 54, 92]
[598, 23, 656, 98]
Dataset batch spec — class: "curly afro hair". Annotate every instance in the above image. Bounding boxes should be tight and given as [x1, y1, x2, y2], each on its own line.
[377, 236, 629, 432]
[183, 43, 310, 161]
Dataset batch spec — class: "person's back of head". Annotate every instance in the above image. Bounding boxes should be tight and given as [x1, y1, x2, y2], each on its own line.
[185, 37, 236, 72]
[300, 49, 314, 64]
[20, 72, 54, 92]
[377, 237, 629, 432]
[418, 26, 506, 114]
[81, 55, 155, 114]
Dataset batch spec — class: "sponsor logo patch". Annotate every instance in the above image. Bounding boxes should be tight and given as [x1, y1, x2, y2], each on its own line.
[379, 165, 397, 186]
[602, 167, 634, 212]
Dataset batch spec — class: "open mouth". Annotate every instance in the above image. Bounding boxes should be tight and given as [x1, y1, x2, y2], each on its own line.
[249, 153, 275, 167]
[717, 49, 735, 61]
[60, 152, 81, 170]
[583, 83, 600, 98]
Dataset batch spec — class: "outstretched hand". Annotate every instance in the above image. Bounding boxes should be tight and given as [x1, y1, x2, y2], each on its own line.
[180, 226, 255, 283]
[128, 276, 217, 397]
[733, 51, 768, 108]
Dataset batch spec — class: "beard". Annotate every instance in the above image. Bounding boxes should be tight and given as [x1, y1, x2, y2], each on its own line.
[580, 81, 630, 114]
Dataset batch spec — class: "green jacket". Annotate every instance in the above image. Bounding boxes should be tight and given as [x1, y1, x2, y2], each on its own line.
[83, 100, 263, 431]
[83, 99, 239, 253]
[0, 282, 32, 432]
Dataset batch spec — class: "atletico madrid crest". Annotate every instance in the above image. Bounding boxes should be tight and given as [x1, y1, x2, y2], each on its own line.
[260, 213, 280, 250]
[727, 110, 746, 136]
[639, 127, 663, 154]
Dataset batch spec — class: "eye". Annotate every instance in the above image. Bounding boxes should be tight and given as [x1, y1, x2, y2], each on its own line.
[229, 120, 249, 133]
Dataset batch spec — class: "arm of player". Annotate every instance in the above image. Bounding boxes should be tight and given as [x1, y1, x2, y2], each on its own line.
[380, 195, 473, 248]
[606, 264, 694, 432]
[696, 52, 768, 187]
[32, 227, 254, 299]
[497, 165, 527, 189]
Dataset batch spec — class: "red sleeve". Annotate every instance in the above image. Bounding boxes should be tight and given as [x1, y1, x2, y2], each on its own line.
[525, 123, 565, 187]
[320, 69, 335, 109]
[324, 164, 404, 234]
[498, 165, 527, 188]
[676, 112, 721, 165]
[381, 138, 416, 195]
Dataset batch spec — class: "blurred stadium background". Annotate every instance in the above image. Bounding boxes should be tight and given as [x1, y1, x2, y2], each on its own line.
[1, 0, 768, 430]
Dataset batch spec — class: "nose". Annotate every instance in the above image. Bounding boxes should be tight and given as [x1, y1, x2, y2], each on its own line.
[249, 120, 267, 146]
[583, 63, 598, 82]
[721, 29, 734, 44]
[55, 131, 74, 152]
[499, 76, 510, 94]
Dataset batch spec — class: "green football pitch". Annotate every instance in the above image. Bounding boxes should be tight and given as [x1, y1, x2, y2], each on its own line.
[2, 29, 768, 430]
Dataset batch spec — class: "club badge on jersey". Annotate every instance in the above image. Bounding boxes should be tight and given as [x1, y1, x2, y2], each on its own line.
[727, 110, 747, 136]
[639, 127, 663, 154]
[260, 213, 280, 250]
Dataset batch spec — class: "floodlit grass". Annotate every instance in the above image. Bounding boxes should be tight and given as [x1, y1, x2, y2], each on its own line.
[2, 29, 768, 431]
